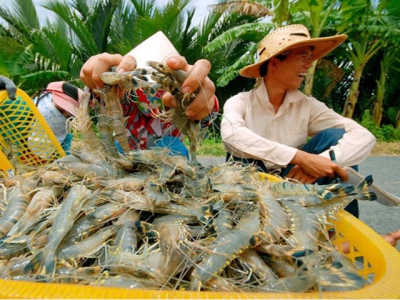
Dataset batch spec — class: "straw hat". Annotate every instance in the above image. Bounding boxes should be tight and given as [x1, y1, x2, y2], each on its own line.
[240, 24, 348, 78]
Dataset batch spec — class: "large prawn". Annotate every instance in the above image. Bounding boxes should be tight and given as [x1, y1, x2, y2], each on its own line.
[100, 61, 208, 166]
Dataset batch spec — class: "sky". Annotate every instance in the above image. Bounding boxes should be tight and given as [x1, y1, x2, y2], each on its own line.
[29, 0, 219, 26]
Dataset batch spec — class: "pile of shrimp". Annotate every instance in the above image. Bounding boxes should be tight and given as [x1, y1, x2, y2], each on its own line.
[0, 61, 377, 293]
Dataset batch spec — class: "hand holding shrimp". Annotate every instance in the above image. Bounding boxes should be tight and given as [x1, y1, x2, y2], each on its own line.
[80, 53, 216, 120]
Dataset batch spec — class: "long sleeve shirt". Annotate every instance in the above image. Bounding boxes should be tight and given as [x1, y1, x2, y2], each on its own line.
[221, 82, 376, 173]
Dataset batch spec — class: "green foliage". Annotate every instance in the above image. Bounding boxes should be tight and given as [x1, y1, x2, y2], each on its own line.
[360, 110, 400, 141]
[388, 107, 400, 126]
[185, 135, 225, 157]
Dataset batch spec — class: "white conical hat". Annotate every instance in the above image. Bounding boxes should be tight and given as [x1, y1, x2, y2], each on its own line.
[126, 31, 179, 68]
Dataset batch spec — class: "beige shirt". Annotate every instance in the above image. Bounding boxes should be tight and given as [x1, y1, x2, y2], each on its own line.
[221, 82, 376, 173]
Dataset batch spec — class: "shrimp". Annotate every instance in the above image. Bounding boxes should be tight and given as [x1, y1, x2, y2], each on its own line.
[271, 181, 356, 206]
[69, 92, 106, 152]
[0, 185, 30, 238]
[147, 61, 208, 166]
[101, 61, 207, 166]
[256, 189, 291, 245]
[60, 202, 125, 247]
[110, 210, 140, 255]
[93, 172, 148, 191]
[101, 85, 131, 153]
[94, 274, 159, 289]
[22, 185, 93, 278]
[189, 206, 260, 291]
[7, 186, 62, 237]
[57, 224, 120, 262]
[153, 215, 196, 263]
[211, 183, 261, 202]
[237, 248, 278, 283]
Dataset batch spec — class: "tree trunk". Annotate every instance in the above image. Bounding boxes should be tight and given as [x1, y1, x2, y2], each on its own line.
[342, 67, 364, 119]
[373, 67, 385, 126]
[303, 60, 317, 96]
[373, 101, 383, 126]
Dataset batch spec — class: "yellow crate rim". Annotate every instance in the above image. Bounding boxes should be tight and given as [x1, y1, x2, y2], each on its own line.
[0, 210, 399, 299]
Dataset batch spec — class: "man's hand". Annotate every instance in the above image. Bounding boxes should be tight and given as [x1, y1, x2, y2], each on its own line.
[80, 53, 134, 89]
[286, 165, 318, 184]
[80, 53, 217, 121]
[0, 76, 17, 100]
[290, 150, 349, 182]
[162, 55, 216, 120]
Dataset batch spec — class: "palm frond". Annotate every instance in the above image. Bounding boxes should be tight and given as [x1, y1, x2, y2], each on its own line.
[204, 22, 272, 53]
[210, 1, 273, 18]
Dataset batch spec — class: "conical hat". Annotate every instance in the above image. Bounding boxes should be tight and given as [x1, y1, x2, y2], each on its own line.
[126, 31, 179, 68]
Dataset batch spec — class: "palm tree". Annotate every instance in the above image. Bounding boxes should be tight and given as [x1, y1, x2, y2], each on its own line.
[204, 1, 274, 89]
[0, 0, 71, 94]
[338, 0, 395, 119]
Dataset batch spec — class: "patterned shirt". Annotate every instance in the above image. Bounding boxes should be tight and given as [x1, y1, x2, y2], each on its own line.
[121, 88, 219, 150]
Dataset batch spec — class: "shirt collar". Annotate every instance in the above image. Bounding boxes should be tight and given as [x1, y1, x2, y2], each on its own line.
[255, 81, 308, 106]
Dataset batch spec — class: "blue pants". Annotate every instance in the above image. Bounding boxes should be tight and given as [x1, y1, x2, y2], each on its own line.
[226, 128, 359, 217]
[154, 136, 189, 160]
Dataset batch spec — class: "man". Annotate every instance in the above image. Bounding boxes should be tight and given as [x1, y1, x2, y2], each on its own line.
[221, 24, 375, 217]
[80, 32, 218, 158]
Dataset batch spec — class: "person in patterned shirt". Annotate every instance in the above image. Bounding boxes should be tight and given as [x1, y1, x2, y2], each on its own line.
[80, 32, 218, 159]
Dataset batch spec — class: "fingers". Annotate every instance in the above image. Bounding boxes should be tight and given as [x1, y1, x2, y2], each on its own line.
[80, 53, 123, 89]
[165, 55, 189, 71]
[286, 166, 317, 184]
[392, 229, 400, 240]
[183, 59, 212, 94]
[117, 55, 137, 73]
[163, 56, 216, 120]
[382, 233, 398, 247]
[334, 166, 349, 182]
[161, 78, 215, 120]
[186, 77, 215, 119]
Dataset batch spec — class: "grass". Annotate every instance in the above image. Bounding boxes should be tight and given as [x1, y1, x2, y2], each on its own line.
[370, 141, 400, 156]
[195, 138, 400, 157]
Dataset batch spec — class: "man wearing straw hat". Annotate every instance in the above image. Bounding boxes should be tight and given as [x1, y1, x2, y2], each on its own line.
[221, 24, 376, 218]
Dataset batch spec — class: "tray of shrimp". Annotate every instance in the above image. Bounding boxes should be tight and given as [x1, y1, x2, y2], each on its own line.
[0, 152, 400, 299]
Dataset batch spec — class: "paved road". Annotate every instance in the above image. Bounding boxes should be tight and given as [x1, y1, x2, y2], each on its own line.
[198, 155, 400, 251]
[357, 156, 400, 251]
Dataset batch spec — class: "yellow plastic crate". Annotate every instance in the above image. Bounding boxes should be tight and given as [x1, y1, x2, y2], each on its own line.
[0, 210, 399, 299]
[0, 88, 65, 176]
